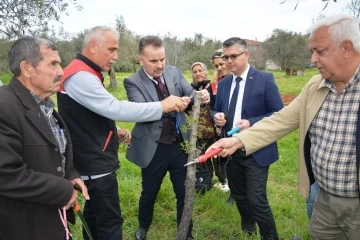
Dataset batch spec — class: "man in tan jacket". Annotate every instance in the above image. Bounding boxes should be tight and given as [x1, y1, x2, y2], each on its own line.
[207, 14, 360, 240]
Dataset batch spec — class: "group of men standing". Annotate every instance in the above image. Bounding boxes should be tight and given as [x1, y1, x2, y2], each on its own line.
[0, 13, 359, 240]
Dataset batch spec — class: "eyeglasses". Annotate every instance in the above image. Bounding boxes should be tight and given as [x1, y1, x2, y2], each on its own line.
[211, 51, 223, 59]
[222, 51, 246, 61]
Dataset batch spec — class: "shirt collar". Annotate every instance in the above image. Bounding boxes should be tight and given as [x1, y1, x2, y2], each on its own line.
[30, 91, 55, 109]
[320, 65, 360, 92]
[76, 53, 104, 78]
[232, 64, 250, 82]
[143, 67, 162, 81]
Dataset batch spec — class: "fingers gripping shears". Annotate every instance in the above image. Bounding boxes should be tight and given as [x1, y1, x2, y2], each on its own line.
[184, 148, 222, 166]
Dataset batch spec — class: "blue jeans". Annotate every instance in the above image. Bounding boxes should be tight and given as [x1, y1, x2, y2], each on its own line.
[306, 181, 320, 220]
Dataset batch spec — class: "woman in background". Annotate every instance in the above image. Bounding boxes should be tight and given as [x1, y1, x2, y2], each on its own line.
[210, 48, 230, 102]
[210, 49, 232, 193]
[190, 62, 215, 181]
[191, 62, 231, 195]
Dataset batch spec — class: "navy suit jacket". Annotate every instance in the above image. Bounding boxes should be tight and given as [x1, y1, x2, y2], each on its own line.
[212, 66, 284, 166]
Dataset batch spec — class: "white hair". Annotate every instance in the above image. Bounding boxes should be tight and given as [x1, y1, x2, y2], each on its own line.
[308, 14, 360, 53]
[82, 26, 119, 50]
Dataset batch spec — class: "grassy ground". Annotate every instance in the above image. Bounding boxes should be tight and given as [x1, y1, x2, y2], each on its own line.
[0, 68, 320, 239]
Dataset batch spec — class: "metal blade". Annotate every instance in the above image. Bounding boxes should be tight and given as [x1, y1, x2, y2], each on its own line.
[188, 91, 196, 99]
[184, 159, 198, 166]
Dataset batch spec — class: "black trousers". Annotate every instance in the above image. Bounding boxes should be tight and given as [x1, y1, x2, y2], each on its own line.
[138, 142, 192, 235]
[83, 172, 123, 240]
[227, 153, 279, 240]
[196, 138, 228, 183]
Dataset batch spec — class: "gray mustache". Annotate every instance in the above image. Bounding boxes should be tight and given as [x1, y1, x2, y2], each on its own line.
[54, 76, 62, 83]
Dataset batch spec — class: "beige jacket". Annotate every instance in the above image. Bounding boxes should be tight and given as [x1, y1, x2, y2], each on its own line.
[235, 74, 330, 197]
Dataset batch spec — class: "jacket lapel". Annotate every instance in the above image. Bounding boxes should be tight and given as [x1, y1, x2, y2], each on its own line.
[241, 66, 256, 113]
[305, 82, 329, 132]
[10, 78, 58, 147]
[139, 68, 159, 102]
[163, 68, 176, 96]
[223, 76, 232, 114]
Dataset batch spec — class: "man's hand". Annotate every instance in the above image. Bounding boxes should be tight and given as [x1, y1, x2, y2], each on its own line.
[200, 90, 210, 104]
[117, 128, 131, 146]
[161, 95, 189, 113]
[235, 119, 251, 131]
[71, 178, 90, 200]
[214, 112, 226, 127]
[206, 137, 244, 157]
[65, 189, 78, 210]
[215, 126, 221, 136]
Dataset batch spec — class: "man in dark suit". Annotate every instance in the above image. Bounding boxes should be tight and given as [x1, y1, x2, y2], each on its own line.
[0, 36, 88, 240]
[124, 35, 210, 240]
[212, 37, 283, 240]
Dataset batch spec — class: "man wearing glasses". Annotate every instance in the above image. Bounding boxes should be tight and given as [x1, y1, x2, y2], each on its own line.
[212, 37, 283, 240]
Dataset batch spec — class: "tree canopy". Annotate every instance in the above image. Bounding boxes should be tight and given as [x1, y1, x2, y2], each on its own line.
[0, 0, 82, 38]
[262, 29, 310, 70]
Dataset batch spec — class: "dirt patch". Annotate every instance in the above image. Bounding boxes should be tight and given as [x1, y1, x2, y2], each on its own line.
[281, 94, 297, 106]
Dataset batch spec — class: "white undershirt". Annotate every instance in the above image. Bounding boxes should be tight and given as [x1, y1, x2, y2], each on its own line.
[229, 64, 250, 127]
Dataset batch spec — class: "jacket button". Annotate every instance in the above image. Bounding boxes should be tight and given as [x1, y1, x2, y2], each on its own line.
[57, 167, 62, 172]
[54, 147, 59, 152]
[159, 126, 162, 128]
[155, 140, 159, 143]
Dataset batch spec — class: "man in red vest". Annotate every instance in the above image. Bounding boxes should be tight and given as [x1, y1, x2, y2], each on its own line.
[58, 26, 190, 240]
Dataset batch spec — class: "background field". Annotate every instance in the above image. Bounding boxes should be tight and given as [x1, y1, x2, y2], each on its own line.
[0, 68, 320, 239]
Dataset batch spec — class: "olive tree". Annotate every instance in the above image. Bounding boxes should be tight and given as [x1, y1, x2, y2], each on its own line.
[0, 0, 82, 38]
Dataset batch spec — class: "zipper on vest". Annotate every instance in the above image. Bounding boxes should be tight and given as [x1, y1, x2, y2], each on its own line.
[102, 130, 113, 152]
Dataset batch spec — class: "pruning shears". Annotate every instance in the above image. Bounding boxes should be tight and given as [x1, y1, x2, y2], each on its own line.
[184, 148, 223, 166]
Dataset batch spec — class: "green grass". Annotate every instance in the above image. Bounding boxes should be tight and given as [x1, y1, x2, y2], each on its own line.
[272, 68, 319, 95]
[0, 68, 319, 239]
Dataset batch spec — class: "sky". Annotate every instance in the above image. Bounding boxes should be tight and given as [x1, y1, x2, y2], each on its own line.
[56, 0, 352, 42]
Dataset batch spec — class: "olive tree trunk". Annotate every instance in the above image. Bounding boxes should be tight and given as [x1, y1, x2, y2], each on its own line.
[109, 66, 117, 89]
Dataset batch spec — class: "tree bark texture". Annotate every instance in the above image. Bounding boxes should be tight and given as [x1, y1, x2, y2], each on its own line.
[109, 66, 117, 89]
[177, 91, 202, 240]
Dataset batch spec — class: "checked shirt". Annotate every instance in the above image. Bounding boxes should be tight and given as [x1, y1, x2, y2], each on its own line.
[309, 67, 360, 198]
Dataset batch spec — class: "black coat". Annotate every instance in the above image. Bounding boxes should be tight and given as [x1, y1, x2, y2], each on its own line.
[0, 77, 79, 240]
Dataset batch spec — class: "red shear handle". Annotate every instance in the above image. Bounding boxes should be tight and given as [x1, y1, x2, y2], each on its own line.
[197, 148, 223, 163]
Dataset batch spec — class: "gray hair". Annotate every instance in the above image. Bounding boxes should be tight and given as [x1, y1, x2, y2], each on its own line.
[8, 36, 58, 77]
[82, 26, 119, 50]
[222, 37, 248, 52]
[138, 35, 164, 55]
[308, 14, 360, 53]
